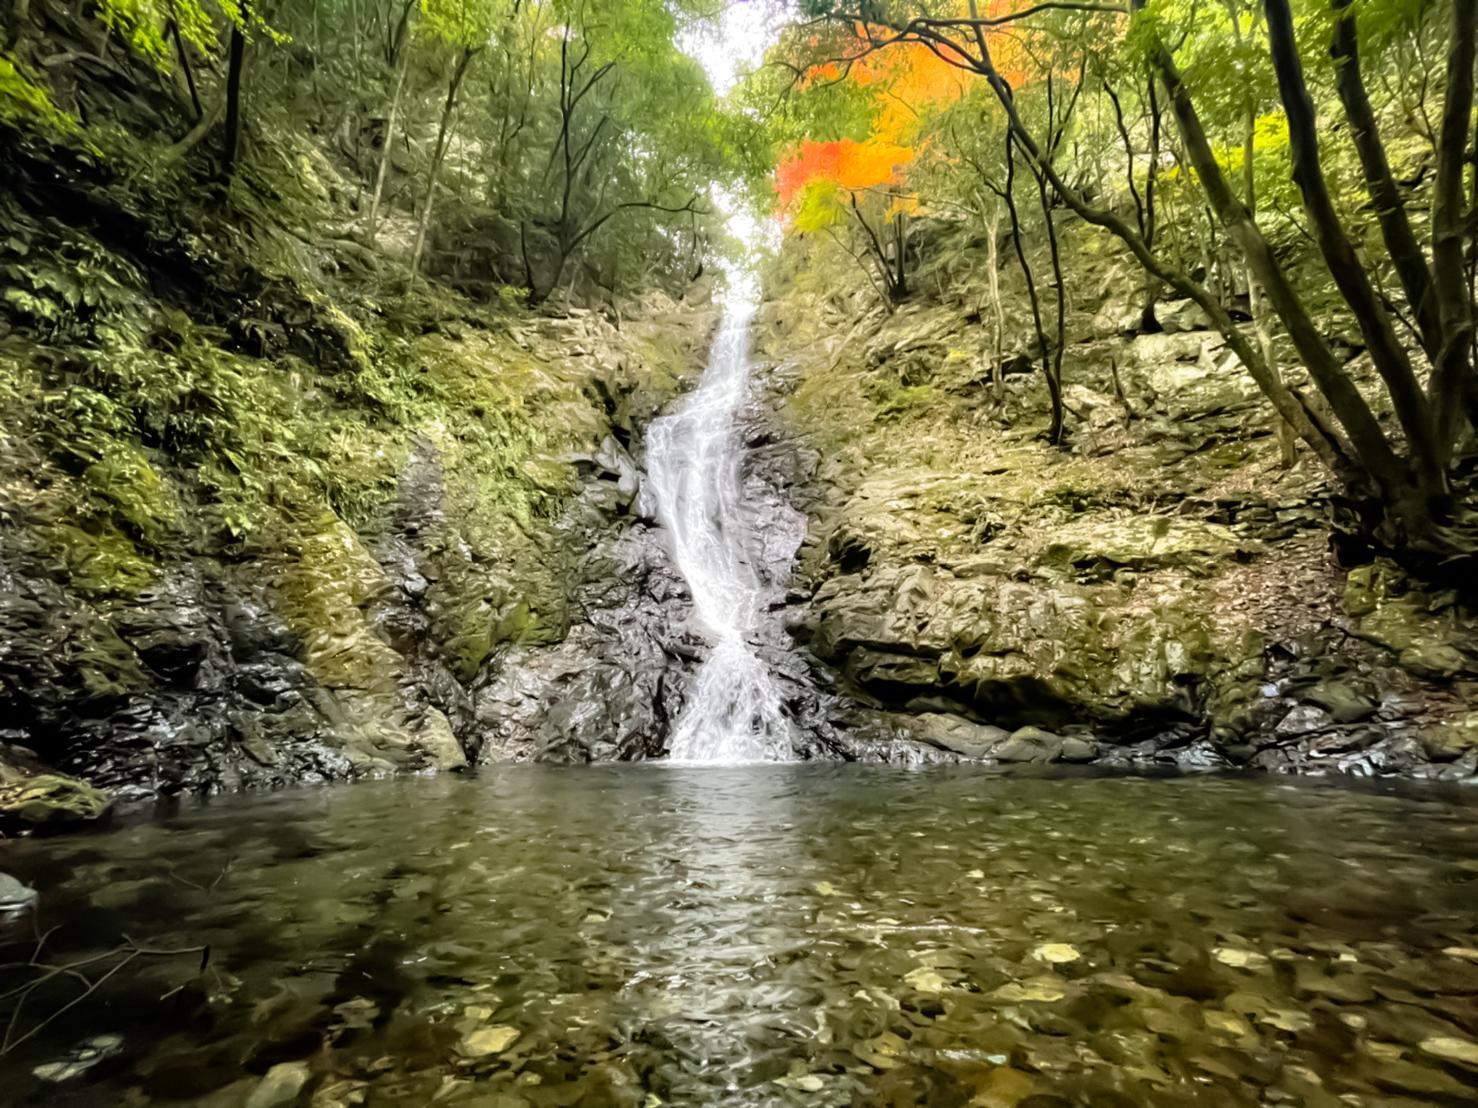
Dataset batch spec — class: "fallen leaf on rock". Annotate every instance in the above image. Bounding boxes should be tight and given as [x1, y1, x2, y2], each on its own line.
[776, 1075, 825, 1092]
[904, 967, 949, 992]
[1213, 947, 1267, 969]
[991, 980, 1066, 1003]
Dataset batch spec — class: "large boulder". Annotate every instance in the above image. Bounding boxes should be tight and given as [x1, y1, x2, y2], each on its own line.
[798, 559, 1219, 730]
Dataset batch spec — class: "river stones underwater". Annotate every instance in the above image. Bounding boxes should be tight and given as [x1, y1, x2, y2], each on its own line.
[2, 769, 1475, 1106]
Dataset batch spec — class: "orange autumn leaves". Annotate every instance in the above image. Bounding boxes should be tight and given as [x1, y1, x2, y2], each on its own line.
[806, 39, 975, 141]
[775, 138, 915, 212]
[773, 3, 1027, 231]
[774, 43, 952, 232]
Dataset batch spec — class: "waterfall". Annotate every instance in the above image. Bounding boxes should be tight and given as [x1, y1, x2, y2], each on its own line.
[645, 285, 794, 763]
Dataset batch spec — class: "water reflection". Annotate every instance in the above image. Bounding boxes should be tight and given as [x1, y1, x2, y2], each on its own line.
[0, 767, 1475, 1106]
[630, 768, 804, 1099]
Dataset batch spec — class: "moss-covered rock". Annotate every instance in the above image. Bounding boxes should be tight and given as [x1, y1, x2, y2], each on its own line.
[759, 234, 1477, 779]
[0, 766, 111, 829]
[0, 150, 715, 800]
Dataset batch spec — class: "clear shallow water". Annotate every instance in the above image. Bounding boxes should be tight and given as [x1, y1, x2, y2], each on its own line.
[1, 767, 1476, 1106]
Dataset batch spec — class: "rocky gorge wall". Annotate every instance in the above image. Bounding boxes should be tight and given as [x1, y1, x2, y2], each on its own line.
[1, 293, 734, 830]
[750, 240, 1478, 783]
[7, 143, 1478, 838]
[0, 120, 734, 828]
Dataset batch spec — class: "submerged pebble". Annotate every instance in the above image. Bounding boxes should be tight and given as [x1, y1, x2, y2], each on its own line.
[458, 1026, 521, 1057]
[0, 873, 37, 912]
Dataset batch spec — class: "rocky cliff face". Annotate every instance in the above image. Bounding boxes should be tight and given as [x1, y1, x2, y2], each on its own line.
[0, 146, 720, 826]
[8, 151, 1477, 835]
[753, 249, 1478, 782]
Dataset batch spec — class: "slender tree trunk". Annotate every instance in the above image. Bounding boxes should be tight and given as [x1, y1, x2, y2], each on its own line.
[365, 36, 412, 245]
[221, 15, 248, 182]
[1033, 166, 1066, 444]
[350, 0, 363, 95]
[1428, 0, 1478, 460]
[410, 47, 478, 277]
[1003, 133, 1055, 436]
[1243, 115, 1295, 466]
[1469, 71, 1478, 410]
[984, 202, 1005, 400]
[1145, 76, 1161, 248]
[892, 211, 908, 298]
[1229, 3, 1295, 465]
[847, 195, 901, 308]
[170, 19, 202, 120]
[1265, 0, 1440, 493]
[1140, 74, 1164, 329]
[520, 221, 540, 300]
[1329, 0, 1441, 360]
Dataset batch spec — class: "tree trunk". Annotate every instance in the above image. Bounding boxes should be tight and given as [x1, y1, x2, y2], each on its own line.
[1239, 91, 1296, 467]
[1219, 0, 1297, 466]
[169, 19, 202, 120]
[891, 211, 908, 299]
[847, 195, 903, 307]
[365, 36, 411, 245]
[1264, 0, 1440, 494]
[1329, 0, 1441, 360]
[1428, 0, 1478, 462]
[1003, 133, 1055, 435]
[1140, 74, 1164, 330]
[221, 17, 248, 182]
[984, 202, 1005, 400]
[410, 46, 478, 277]
[1033, 166, 1066, 444]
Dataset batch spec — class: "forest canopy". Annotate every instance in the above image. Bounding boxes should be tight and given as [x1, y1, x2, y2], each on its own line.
[4, 0, 1478, 568]
[1, 0, 766, 303]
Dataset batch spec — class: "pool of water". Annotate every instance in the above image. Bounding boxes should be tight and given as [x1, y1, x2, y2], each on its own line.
[1, 766, 1476, 1106]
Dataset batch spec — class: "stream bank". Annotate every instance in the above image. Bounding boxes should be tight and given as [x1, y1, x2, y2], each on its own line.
[752, 242, 1478, 782]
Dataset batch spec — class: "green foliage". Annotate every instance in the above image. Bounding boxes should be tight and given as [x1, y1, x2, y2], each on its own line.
[420, 0, 502, 47]
[0, 59, 79, 136]
[96, 0, 219, 65]
[94, 0, 285, 68]
[792, 178, 845, 233]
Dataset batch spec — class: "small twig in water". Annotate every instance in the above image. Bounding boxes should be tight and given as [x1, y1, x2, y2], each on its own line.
[0, 937, 209, 1055]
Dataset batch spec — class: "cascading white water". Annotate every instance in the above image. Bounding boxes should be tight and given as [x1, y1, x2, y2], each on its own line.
[645, 283, 793, 763]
